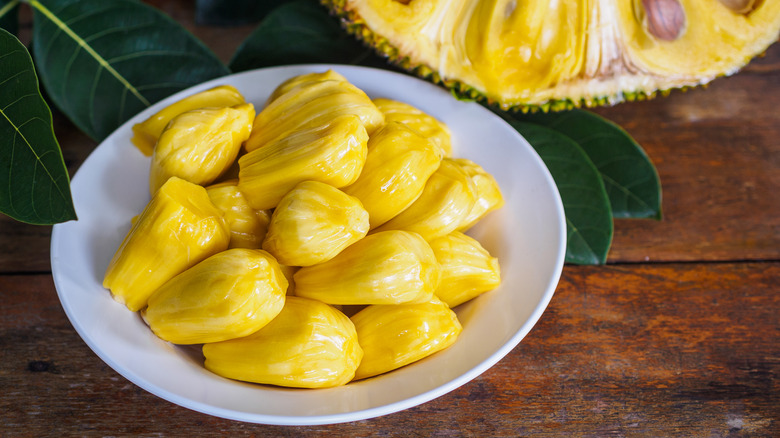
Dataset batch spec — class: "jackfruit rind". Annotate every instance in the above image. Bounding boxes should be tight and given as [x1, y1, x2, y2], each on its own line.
[143, 248, 287, 345]
[324, 0, 780, 110]
[351, 297, 462, 380]
[203, 296, 363, 388]
[131, 85, 245, 156]
[103, 177, 230, 312]
[294, 230, 441, 305]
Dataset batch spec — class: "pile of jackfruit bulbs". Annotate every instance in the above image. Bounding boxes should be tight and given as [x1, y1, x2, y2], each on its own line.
[103, 70, 504, 388]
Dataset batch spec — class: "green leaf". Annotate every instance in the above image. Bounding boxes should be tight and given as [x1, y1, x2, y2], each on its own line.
[0, 28, 76, 224]
[195, 0, 296, 26]
[27, 0, 230, 141]
[0, 0, 19, 35]
[229, 0, 385, 72]
[516, 109, 662, 219]
[511, 121, 613, 265]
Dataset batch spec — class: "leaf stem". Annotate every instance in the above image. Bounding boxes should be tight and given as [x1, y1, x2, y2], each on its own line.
[0, 0, 20, 19]
[27, 0, 150, 107]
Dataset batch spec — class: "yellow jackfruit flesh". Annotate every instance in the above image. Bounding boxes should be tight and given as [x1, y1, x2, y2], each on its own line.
[372, 98, 452, 157]
[351, 297, 462, 380]
[294, 230, 440, 305]
[103, 177, 230, 311]
[131, 85, 245, 156]
[451, 158, 504, 231]
[238, 114, 368, 211]
[203, 296, 363, 388]
[206, 179, 270, 249]
[143, 248, 287, 344]
[342, 122, 443, 229]
[245, 78, 384, 151]
[149, 103, 255, 195]
[429, 231, 501, 308]
[263, 181, 370, 267]
[327, 0, 780, 110]
[267, 69, 349, 104]
[374, 158, 477, 242]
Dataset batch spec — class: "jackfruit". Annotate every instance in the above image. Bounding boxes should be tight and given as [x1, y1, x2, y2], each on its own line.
[202, 296, 362, 388]
[429, 231, 500, 308]
[149, 103, 255, 195]
[103, 177, 230, 311]
[342, 122, 443, 229]
[324, 0, 780, 110]
[294, 230, 440, 305]
[351, 297, 461, 380]
[206, 180, 270, 249]
[263, 181, 370, 267]
[238, 114, 368, 210]
[131, 85, 245, 156]
[450, 158, 504, 231]
[245, 76, 383, 151]
[372, 98, 452, 156]
[267, 69, 349, 104]
[374, 158, 477, 241]
[143, 248, 287, 344]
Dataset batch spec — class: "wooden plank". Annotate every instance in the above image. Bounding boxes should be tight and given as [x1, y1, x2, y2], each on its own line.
[1, 263, 777, 435]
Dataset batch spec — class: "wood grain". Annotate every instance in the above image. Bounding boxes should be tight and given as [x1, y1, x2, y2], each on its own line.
[1, 264, 777, 436]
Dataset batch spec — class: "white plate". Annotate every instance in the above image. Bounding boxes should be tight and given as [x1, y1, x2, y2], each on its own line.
[51, 64, 565, 425]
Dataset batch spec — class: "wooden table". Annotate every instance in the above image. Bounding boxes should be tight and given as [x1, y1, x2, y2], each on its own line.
[2, 2, 778, 436]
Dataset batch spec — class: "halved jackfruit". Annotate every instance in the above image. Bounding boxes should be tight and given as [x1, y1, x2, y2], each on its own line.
[143, 248, 287, 344]
[325, 0, 780, 110]
[149, 103, 255, 195]
[294, 230, 440, 305]
[351, 297, 461, 380]
[263, 181, 370, 267]
[238, 114, 368, 210]
[203, 296, 362, 388]
[103, 177, 230, 311]
[131, 85, 245, 156]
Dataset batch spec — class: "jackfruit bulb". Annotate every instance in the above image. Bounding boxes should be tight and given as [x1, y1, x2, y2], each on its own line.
[263, 181, 370, 267]
[342, 121, 443, 229]
[351, 297, 462, 380]
[143, 248, 287, 345]
[294, 230, 441, 305]
[238, 114, 368, 211]
[131, 85, 245, 156]
[149, 103, 255, 195]
[203, 296, 363, 388]
[103, 177, 230, 311]
[325, 0, 780, 110]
